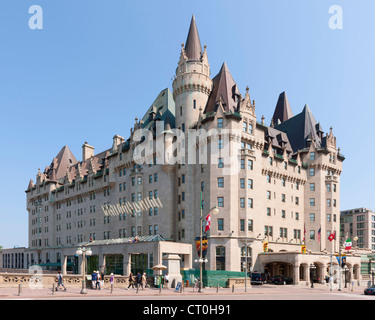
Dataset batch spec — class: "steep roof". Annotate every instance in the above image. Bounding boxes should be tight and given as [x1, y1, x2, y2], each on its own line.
[275, 104, 323, 152]
[185, 15, 203, 62]
[204, 62, 240, 114]
[48, 145, 78, 180]
[271, 91, 293, 126]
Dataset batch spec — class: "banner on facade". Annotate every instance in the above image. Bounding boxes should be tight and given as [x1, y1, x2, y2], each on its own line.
[195, 236, 208, 258]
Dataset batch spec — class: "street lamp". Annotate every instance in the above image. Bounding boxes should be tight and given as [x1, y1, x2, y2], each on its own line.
[195, 205, 219, 293]
[372, 268, 375, 287]
[76, 247, 92, 294]
[310, 263, 316, 288]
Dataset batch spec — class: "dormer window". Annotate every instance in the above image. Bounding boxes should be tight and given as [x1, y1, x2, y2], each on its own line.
[218, 118, 223, 128]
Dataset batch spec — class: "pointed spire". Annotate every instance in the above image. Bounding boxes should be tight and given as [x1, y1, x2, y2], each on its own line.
[185, 15, 203, 62]
[271, 91, 293, 126]
[204, 62, 240, 114]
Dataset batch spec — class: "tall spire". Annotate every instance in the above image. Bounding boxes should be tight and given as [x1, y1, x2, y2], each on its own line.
[204, 62, 240, 114]
[271, 91, 293, 126]
[185, 15, 203, 62]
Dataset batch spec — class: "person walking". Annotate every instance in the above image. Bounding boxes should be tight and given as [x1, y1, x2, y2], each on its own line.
[56, 270, 67, 291]
[127, 272, 134, 290]
[100, 271, 105, 289]
[164, 273, 169, 289]
[91, 271, 97, 289]
[136, 272, 142, 290]
[141, 272, 148, 289]
[96, 271, 101, 290]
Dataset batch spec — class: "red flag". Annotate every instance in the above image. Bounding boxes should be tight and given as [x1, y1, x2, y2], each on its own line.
[303, 224, 306, 242]
[328, 231, 336, 242]
[204, 213, 211, 232]
[317, 228, 321, 243]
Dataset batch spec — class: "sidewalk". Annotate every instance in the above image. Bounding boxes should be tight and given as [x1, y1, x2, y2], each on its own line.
[0, 282, 369, 299]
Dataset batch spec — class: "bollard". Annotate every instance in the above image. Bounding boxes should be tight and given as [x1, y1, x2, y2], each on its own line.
[159, 284, 162, 293]
[136, 283, 139, 294]
[18, 284, 22, 296]
[52, 283, 55, 295]
[232, 284, 234, 292]
[111, 283, 113, 294]
[217, 284, 219, 293]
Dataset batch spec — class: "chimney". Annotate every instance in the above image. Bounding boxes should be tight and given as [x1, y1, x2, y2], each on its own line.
[112, 135, 125, 153]
[82, 142, 94, 162]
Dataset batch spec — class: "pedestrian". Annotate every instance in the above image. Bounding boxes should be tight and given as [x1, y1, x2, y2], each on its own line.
[164, 273, 169, 289]
[141, 272, 148, 289]
[110, 273, 114, 285]
[56, 270, 67, 291]
[91, 271, 97, 289]
[136, 272, 142, 290]
[96, 271, 101, 290]
[127, 272, 134, 290]
[101, 271, 105, 288]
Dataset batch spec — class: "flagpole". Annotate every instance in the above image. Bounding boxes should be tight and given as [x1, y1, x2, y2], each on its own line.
[199, 190, 203, 293]
[330, 231, 333, 291]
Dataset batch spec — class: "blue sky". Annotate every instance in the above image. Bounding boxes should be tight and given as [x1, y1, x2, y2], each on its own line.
[0, 0, 373, 248]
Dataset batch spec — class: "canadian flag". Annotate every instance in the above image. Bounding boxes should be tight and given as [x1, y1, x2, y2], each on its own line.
[204, 213, 211, 232]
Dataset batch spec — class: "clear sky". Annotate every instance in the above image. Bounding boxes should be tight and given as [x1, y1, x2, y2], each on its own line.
[0, 0, 373, 248]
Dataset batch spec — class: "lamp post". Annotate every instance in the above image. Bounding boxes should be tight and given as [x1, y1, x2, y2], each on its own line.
[372, 268, 375, 287]
[76, 247, 92, 294]
[195, 203, 219, 293]
[310, 263, 316, 288]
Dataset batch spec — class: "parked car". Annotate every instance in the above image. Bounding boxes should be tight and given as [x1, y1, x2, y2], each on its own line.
[364, 285, 375, 295]
[271, 275, 293, 285]
[250, 272, 263, 285]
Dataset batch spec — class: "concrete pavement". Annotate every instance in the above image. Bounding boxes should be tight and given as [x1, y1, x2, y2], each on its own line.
[0, 282, 373, 300]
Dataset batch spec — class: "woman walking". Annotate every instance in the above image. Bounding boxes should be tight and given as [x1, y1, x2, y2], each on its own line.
[127, 272, 134, 290]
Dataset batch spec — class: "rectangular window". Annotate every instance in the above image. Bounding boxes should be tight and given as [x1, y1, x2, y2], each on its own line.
[218, 158, 224, 168]
[218, 197, 224, 207]
[218, 218, 224, 231]
[240, 198, 245, 208]
[248, 219, 253, 231]
[240, 219, 245, 231]
[309, 168, 315, 176]
[241, 159, 245, 169]
[248, 198, 253, 208]
[218, 118, 223, 128]
[248, 160, 253, 170]
[310, 152, 315, 160]
[248, 179, 253, 189]
[310, 198, 315, 207]
[310, 183, 315, 191]
[240, 178, 245, 189]
[310, 230, 315, 240]
[218, 177, 224, 188]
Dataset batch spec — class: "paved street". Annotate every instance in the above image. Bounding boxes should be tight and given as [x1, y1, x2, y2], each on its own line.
[0, 283, 374, 300]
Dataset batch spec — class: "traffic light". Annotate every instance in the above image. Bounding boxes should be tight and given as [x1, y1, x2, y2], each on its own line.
[263, 241, 269, 252]
[301, 245, 306, 254]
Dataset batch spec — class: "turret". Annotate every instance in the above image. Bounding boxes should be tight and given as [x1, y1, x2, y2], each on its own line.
[172, 15, 213, 130]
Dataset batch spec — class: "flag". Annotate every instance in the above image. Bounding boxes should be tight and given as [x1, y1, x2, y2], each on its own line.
[345, 239, 352, 250]
[303, 224, 306, 242]
[328, 232, 335, 242]
[195, 236, 208, 258]
[204, 213, 211, 232]
[317, 228, 321, 243]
